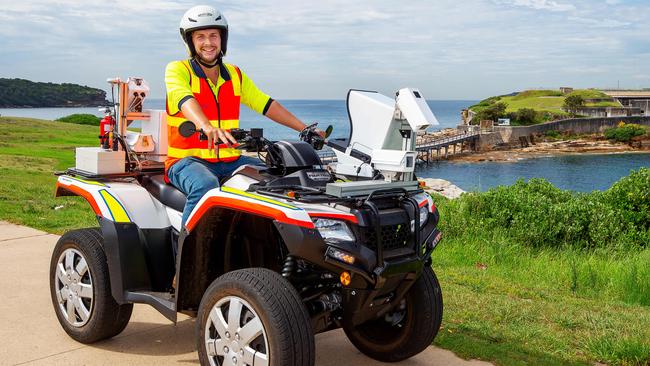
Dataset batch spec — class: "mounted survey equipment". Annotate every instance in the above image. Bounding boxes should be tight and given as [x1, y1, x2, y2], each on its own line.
[74, 77, 167, 175]
[327, 88, 439, 182]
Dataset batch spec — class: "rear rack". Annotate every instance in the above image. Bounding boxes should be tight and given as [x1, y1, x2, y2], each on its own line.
[55, 166, 164, 181]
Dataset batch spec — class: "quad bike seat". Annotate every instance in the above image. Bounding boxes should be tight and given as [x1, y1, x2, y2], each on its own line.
[141, 174, 187, 212]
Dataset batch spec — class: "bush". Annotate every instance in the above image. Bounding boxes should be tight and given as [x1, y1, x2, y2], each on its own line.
[511, 108, 539, 125]
[472, 102, 507, 125]
[544, 130, 561, 139]
[563, 95, 585, 114]
[433, 168, 650, 251]
[603, 123, 647, 142]
[56, 114, 100, 126]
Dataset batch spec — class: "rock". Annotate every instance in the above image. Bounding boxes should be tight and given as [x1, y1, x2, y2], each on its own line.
[419, 178, 465, 199]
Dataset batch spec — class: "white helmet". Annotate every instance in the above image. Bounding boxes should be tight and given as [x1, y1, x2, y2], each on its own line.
[179, 5, 229, 58]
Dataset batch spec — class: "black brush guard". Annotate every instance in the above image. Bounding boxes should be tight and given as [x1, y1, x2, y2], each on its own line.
[323, 188, 442, 326]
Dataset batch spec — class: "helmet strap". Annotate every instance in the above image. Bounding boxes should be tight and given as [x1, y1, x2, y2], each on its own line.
[194, 50, 223, 69]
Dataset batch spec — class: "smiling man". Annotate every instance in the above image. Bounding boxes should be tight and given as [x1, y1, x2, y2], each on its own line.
[165, 5, 321, 228]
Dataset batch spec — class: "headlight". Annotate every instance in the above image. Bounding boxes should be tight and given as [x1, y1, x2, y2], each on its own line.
[313, 218, 355, 242]
[419, 205, 429, 227]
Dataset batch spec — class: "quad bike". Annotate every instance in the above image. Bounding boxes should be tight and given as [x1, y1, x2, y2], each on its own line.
[50, 78, 444, 366]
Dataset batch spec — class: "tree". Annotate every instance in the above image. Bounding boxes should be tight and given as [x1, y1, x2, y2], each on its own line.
[514, 108, 538, 125]
[474, 102, 507, 124]
[563, 95, 585, 115]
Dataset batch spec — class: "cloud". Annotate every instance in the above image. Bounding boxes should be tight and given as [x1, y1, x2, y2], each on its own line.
[495, 0, 575, 12]
[567, 16, 631, 28]
[1, 0, 649, 99]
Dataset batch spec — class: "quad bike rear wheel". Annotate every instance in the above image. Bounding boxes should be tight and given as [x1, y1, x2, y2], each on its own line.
[197, 268, 315, 366]
[49, 228, 133, 343]
[343, 266, 443, 362]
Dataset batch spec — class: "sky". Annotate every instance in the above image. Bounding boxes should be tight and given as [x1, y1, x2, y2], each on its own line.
[0, 0, 648, 100]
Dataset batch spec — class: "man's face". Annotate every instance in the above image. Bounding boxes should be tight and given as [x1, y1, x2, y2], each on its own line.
[191, 29, 221, 64]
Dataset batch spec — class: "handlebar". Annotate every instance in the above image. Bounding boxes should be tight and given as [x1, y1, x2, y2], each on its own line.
[177, 121, 333, 151]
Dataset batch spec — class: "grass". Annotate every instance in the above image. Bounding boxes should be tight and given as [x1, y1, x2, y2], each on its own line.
[430, 174, 650, 365]
[471, 89, 622, 116]
[1, 116, 650, 365]
[0, 117, 97, 232]
[431, 230, 650, 365]
[56, 113, 101, 126]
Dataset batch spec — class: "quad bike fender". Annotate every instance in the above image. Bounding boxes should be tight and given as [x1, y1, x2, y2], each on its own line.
[184, 186, 315, 232]
[56, 175, 170, 228]
[98, 218, 176, 321]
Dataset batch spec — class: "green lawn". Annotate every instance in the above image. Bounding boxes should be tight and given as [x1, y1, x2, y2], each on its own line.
[500, 95, 567, 114]
[1, 116, 649, 365]
[0, 117, 97, 232]
[432, 232, 650, 366]
[473, 89, 622, 115]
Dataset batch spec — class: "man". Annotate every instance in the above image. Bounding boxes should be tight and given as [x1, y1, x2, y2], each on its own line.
[165, 5, 322, 227]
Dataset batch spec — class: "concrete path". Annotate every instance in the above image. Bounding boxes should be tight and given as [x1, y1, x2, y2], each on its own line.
[0, 221, 492, 366]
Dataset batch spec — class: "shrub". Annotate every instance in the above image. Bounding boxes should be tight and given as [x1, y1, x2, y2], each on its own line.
[472, 102, 508, 125]
[563, 95, 585, 114]
[512, 108, 539, 125]
[603, 123, 647, 142]
[56, 114, 100, 126]
[432, 168, 650, 251]
[544, 130, 561, 139]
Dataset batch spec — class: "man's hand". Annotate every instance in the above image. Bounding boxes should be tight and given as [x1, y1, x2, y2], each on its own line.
[202, 125, 238, 153]
[314, 128, 327, 139]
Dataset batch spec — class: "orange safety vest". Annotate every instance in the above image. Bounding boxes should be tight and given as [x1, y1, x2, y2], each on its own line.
[165, 59, 243, 176]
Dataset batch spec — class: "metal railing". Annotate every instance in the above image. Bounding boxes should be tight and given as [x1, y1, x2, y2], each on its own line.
[415, 131, 480, 150]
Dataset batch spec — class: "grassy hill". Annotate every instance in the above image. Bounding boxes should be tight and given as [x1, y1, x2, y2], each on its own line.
[469, 89, 623, 125]
[1, 116, 649, 365]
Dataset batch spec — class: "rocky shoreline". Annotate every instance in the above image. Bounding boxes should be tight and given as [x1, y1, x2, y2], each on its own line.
[419, 178, 465, 199]
[418, 128, 650, 163]
[448, 138, 650, 163]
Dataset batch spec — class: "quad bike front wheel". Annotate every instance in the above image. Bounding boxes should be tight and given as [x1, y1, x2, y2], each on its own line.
[343, 266, 443, 362]
[49, 228, 133, 343]
[197, 268, 315, 366]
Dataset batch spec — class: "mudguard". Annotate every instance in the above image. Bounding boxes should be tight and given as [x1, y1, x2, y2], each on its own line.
[184, 186, 315, 232]
[55, 175, 170, 228]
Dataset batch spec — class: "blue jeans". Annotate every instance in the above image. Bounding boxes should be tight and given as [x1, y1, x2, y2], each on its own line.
[167, 156, 263, 227]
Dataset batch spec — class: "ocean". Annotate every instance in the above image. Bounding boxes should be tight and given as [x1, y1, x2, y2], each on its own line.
[2, 99, 648, 192]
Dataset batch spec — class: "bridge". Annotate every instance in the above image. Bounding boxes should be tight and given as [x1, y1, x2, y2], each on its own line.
[416, 131, 480, 162]
[317, 131, 481, 164]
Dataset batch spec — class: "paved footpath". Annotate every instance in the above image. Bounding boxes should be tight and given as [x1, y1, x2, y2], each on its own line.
[0, 221, 492, 366]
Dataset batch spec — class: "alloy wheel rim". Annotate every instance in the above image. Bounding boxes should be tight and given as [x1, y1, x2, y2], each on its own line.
[204, 296, 269, 366]
[54, 248, 93, 327]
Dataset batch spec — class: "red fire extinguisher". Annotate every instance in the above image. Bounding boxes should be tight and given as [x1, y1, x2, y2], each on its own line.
[99, 110, 115, 149]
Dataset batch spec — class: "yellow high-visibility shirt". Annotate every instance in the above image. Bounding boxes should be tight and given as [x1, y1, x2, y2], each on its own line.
[165, 60, 273, 116]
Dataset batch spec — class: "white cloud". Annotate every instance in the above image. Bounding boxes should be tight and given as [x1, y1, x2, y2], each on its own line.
[0, 0, 649, 99]
[496, 0, 576, 12]
[567, 16, 631, 28]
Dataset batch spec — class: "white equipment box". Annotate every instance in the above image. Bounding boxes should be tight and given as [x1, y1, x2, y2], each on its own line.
[75, 147, 125, 175]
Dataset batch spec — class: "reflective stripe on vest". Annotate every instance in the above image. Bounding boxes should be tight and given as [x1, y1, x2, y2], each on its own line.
[165, 60, 243, 173]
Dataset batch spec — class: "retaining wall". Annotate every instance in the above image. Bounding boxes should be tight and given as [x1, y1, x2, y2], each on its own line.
[459, 116, 650, 146]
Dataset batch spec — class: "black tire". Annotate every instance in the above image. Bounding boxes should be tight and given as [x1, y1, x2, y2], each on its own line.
[343, 266, 443, 362]
[197, 268, 315, 366]
[49, 228, 133, 344]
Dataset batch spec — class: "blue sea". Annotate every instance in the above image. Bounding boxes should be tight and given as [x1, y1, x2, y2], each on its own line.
[2, 99, 648, 192]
